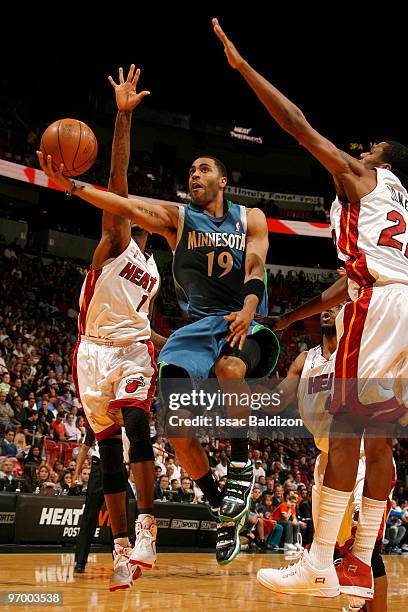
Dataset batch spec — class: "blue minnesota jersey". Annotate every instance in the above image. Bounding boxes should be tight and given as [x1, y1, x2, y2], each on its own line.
[173, 201, 268, 321]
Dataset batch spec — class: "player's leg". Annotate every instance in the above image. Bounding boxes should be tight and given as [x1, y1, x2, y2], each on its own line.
[350, 433, 393, 566]
[307, 414, 363, 571]
[160, 361, 246, 564]
[337, 433, 393, 608]
[256, 430, 354, 597]
[106, 340, 158, 571]
[296, 299, 367, 585]
[74, 459, 105, 572]
[121, 405, 157, 570]
[161, 363, 224, 509]
[212, 339, 264, 563]
[337, 287, 408, 605]
[365, 541, 388, 612]
[214, 337, 263, 522]
[74, 340, 135, 590]
[98, 432, 137, 591]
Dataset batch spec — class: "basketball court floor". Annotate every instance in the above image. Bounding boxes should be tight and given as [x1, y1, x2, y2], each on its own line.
[1, 551, 407, 611]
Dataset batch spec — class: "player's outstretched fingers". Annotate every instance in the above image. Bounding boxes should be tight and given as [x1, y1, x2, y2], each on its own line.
[108, 75, 118, 88]
[36, 150, 46, 172]
[126, 64, 136, 82]
[131, 67, 140, 87]
[212, 18, 226, 41]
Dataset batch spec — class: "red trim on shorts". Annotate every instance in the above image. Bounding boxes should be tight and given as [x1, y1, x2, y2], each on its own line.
[72, 339, 82, 405]
[332, 287, 404, 420]
[332, 288, 372, 413]
[146, 340, 158, 403]
[78, 268, 102, 335]
[337, 201, 376, 287]
[95, 423, 122, 441]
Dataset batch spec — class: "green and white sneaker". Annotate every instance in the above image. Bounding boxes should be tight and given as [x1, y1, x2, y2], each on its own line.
[219, 460, 254, 522]
[216, 513, 247, 565]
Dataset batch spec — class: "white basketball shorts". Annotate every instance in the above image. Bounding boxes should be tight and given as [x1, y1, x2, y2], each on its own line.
[73, 337, 157, 440]
[332, 284, 408, 421]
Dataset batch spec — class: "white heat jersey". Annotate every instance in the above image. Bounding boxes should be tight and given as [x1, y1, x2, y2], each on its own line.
[78, 238, 159, 342]
[331, 168, 408, 298]
[297, 345, 334, 454]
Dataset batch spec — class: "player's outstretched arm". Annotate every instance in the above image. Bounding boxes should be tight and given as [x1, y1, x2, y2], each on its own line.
[257, 275, 348, 331]
[36, 151, 179, 250]
[225, 208, 268, 349]
[94, 65, 151, 266]
[106, 64, 150, 202]
[212, 18, 364, 181]
[253, 350, 306, 415]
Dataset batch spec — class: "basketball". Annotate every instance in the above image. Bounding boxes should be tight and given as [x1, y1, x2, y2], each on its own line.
[39, 118, 98, 177]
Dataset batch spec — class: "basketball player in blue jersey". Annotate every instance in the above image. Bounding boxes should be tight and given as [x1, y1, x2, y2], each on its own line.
[38, 140, 279, 568]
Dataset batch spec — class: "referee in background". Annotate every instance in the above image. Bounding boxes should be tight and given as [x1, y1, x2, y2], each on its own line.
[73, 428, 135, 573]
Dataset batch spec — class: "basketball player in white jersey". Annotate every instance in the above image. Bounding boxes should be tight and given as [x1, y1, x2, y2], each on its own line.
[213, 19, 408, 603]
[257, 306, 392, 611]
[73, 65, 165, 591]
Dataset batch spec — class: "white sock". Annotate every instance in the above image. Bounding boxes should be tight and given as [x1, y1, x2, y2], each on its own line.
[114, 537, 130, 549]
[352, 496, 386, 565]
[309, 485, 352, 569]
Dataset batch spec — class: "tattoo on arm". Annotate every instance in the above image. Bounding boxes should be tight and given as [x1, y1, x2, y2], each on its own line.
[340, 151, 353, 170]
[135, 205, 160, 219]
[109, 111, 131, 187]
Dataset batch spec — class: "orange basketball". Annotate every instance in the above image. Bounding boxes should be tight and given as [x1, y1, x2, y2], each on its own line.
[40, 118, 98, 177]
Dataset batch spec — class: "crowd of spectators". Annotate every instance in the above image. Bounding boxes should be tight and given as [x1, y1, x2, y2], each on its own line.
[0, 240, 407, 554]
[0, 98, 331, 224]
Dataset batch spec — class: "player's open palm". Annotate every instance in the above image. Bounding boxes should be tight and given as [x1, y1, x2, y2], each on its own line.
[212, 18, 245, 70]
[108, 65, 150, 112]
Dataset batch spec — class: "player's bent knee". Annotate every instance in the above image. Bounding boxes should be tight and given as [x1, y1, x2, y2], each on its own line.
[122, 406, 154, 463]
[214, 356, 246, 379]
[99, 437, 127, 494]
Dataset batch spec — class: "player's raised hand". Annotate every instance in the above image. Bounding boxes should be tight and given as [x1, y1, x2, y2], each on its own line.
[108, 64, 150, 112]
[36, 151, 73, 192]
[212, 18, 245, 70]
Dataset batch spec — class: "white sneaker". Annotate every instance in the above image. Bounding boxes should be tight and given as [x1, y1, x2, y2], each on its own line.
[284, 534, 304, 561]
[109, 545, 133, 592]
[129, 514, 157, 569]
[283, 543, 297, 551]
[257, 548, 340, 597]
[295, 532, 304, 552]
